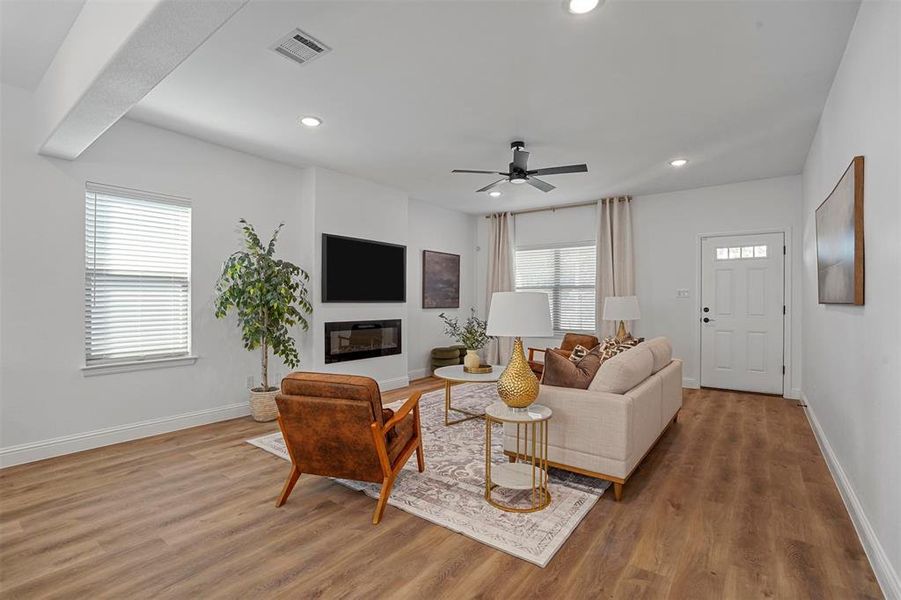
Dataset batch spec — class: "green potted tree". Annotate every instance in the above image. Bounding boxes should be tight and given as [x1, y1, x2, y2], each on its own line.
[439, 309, 492, 371]
[215, 219, 312, 421]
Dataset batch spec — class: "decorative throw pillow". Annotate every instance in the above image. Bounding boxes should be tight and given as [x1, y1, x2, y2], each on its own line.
[542, 345, 603, 389]
[568, 344, 590, 363]
[598, 336, 645, 362]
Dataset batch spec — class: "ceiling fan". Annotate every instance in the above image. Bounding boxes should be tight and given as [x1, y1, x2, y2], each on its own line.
[452, 141, 588, 194]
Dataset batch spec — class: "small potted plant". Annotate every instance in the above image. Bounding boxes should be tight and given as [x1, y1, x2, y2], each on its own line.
[439, 309, 492, 371]
[215, 219, 312, 422]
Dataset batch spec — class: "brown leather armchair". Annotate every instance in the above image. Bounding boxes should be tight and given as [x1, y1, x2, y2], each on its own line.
[528, 333, 600, 377]
[274, 373, 425, 524]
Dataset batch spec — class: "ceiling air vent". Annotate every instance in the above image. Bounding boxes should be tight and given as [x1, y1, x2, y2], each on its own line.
[270, 29, 331, 66]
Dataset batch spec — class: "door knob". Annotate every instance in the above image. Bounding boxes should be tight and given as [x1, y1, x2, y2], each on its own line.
[703, 317, 715, 323]
[703, 307, 710, 313]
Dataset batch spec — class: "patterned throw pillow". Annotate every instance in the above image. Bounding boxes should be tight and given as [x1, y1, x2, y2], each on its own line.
[568, 344, 590, 363]
[597, 336, 645, 362]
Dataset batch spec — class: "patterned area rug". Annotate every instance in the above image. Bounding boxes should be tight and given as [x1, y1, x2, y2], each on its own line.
[247, 383, 607, 567]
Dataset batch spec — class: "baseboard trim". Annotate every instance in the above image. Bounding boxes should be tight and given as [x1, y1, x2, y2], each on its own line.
[378, 376, 410, 391]
[0, 402, 250, 469]
[682, 377, 700, 389]
[407, 368, 428, 381]
[801, 393, 900, 599]
[785, 387, 802, 400]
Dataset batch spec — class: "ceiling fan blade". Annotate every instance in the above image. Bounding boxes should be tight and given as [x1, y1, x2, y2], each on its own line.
[528, 164, 588, 176]
[476, 179, 506, 193]
[512, 150, 530, 170]
[527, 177, 555, 193]
[452, 169, 505, 175]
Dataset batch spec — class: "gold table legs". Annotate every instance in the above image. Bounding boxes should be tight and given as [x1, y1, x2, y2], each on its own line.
[484, 416, 551, 512]
[444, 380, 485, 426]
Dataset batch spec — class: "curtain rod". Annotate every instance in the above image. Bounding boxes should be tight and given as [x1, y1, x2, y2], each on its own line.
[482, 197, 627, 219]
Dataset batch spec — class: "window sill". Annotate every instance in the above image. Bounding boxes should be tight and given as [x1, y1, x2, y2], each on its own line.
[82, 356, 198, 377]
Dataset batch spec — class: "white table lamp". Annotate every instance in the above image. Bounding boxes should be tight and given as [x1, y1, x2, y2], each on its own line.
[603, 295, 640, 341]
[487, 292, 553, 409]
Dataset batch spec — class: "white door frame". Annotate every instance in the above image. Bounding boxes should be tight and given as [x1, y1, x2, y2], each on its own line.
[694, 227, 795, 398]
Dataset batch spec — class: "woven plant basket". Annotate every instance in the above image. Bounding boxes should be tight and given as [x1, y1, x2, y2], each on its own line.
[249, 388, 279, 422]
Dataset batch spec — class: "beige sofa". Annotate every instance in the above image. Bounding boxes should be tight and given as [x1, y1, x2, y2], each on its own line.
[503, 337, 682, 501]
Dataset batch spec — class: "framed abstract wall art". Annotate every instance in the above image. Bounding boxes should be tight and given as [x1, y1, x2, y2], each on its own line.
[422, 250, 460, 309]
[816, 156, 864, 305]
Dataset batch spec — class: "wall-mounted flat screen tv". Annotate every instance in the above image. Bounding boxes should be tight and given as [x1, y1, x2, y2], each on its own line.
[322, 233, 406, 302]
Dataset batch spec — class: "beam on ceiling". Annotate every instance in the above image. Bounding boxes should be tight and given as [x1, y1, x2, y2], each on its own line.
[34, 0, 248, 160]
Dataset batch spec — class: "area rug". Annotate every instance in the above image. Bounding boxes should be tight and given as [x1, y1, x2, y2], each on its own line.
[247, 383, 607, 567]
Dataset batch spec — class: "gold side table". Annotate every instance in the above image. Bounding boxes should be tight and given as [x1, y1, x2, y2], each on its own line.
[484, 402, 552, 513]
[433, 365, 503, 426]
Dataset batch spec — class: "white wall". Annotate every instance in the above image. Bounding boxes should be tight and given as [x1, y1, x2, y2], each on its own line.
[305, 177, 478, 384]
[800, 2, 900, 596]
[0, 82, 312, 464]
[0, 82, 478, 465]
[308, 167, 410, 389]
[632, 175, 803, 393]
[406, 199, 478, 379]
[475, 179, 803, 395]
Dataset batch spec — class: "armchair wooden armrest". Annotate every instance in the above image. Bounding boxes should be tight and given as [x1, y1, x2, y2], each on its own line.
[382, 391, 422, 434]
[528, 347, 546, 362]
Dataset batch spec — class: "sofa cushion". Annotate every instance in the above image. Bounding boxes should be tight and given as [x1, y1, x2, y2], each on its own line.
[589, 345, 654, 394]
[541, 346, 603, 389]
[637, 337, 673, 373]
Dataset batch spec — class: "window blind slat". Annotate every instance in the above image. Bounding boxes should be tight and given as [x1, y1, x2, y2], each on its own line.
[515, 245, 596, 333]
[85, 188, 192, 366]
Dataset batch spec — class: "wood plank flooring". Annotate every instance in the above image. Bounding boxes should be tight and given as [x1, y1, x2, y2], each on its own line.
[0, 382, 882, 599]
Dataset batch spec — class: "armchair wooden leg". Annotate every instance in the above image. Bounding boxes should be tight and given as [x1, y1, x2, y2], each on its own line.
[415, 440, 425, 473]
[613, 482, 623, 502]
[372, 474, 397, 524]
[414, 404, 425, 473]
[275, 465, 301, 507]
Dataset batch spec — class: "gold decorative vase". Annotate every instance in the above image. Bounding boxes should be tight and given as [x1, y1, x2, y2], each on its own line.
[496, 338, 540, 409]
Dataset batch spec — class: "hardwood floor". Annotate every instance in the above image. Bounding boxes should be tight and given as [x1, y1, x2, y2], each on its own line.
[0, 381, 881, 599]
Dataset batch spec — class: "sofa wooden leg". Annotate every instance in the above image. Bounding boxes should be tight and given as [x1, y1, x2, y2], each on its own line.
[373, 474, 396, 524]
[275, 465, 301, 507]
[613, 482, 623, 502]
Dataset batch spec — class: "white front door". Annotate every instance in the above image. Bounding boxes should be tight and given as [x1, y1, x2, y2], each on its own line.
[700, 233, 784, 394]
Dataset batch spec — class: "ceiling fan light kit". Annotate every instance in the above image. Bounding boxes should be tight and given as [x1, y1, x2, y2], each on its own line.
[452, 140, 588, 195]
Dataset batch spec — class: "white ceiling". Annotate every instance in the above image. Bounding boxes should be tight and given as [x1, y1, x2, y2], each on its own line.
[5, 1, 860, 213]
[0, 0, 86, 90]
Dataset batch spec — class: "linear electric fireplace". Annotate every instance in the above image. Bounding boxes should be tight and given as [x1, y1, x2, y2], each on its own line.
[324, 319, 402, 364]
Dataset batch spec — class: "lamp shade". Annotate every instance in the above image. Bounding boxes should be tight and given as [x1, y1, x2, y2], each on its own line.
[486, 292, 553, 338]
[602, 295, 641, 321]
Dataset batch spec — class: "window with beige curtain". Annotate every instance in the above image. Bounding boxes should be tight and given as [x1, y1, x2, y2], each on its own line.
[515, 244, 597, 333]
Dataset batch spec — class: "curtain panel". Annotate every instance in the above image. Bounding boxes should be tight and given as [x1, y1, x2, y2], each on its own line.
[595, 196, 635, 338]
[485, 212, 515, 364]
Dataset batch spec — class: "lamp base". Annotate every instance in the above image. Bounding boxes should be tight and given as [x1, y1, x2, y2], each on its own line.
[497, 338, 540, 409]
[615, 320, 631, 342]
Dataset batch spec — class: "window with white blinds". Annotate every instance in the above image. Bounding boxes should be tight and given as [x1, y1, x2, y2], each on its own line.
[85, 183, 192, 366]
[515, 244, 597, 333]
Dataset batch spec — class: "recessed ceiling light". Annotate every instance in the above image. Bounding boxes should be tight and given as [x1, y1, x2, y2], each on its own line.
[567, 0, 600, 15]
[669, 158, 688, 167]
[299, 116, 322, 127]
[488, 190, 502, 198]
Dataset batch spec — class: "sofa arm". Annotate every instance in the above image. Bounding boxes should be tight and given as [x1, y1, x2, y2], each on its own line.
[505, 385, 632, 462]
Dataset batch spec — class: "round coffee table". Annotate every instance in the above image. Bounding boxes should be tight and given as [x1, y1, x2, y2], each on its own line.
[433, 364, 503, 426]
[484, 402, 552, 513]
